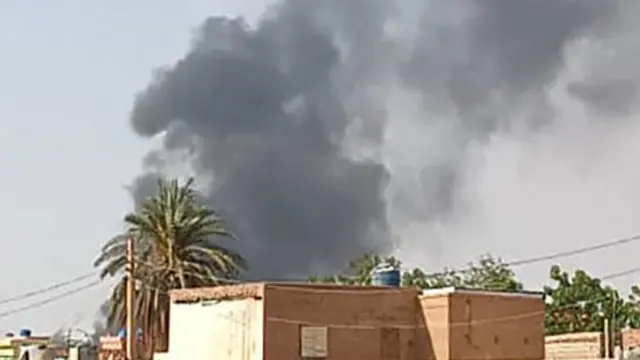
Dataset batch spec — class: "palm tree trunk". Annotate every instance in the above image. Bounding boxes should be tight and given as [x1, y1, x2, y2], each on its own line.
[178, 268, 187, 289]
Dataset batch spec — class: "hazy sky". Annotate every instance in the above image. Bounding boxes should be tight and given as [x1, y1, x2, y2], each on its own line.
[0, 0, 270, 335]
[2, 0, 640, 336]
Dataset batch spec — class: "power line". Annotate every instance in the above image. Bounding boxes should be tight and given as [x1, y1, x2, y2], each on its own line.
[129, 264, 640, 330]
[0, 232, 638, 310]
[0, 280, 101, 319]
[0, 271, 97, 305]
[131, 233, 640, 285]
[130, 233, 640, 283]
[602, 266, 640, 281]
[2, 262, 640, 324]
[507, 234, 640, 267]
[424, 233, 640, 277]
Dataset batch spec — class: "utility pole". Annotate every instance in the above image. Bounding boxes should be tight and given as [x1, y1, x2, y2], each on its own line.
[126, 237, 136, 360]
[604, 317, 611, 359]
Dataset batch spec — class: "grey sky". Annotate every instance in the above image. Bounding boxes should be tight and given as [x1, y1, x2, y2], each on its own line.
[0, 0, 270, 334]
[2, 0, 640, 335]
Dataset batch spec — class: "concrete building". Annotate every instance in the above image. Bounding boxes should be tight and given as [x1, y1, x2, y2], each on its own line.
[0, 335, 50, 360]
[0, 333, 91, 360]
[98, 336, 126, 360]
[157, 283, 545, 360]
[622, 329, 640, 354]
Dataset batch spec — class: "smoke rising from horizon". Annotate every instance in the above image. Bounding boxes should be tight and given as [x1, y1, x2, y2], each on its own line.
[129, 0, 640, 282]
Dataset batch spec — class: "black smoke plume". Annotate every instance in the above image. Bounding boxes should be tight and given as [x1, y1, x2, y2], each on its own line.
[129, 0, 624, 278]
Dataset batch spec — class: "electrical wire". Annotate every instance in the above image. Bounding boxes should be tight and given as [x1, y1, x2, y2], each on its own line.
[110, 260, 640, 333]
[602, 266, 640, 281]
[1, 232, 640, 314]
[273, 263, 640, 328]
[506, 234, 640, 267]
[127, 263, 640, 330]
[132, 232, 640, 284]
[0, 271, 97, 305]
[0, 279, 101, 319]
[423, 233, 640, 277]
[1, 262, 638, 329]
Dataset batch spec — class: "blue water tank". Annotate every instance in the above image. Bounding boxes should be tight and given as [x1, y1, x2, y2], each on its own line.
[118, 328, 143, 338]
[19, 329, 32, 338]
[371, 264, 401, 287]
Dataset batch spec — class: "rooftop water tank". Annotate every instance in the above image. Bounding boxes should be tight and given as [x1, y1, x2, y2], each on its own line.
[118, 328, 143, 338]
[19, 328, 32, 338]
[371, 263, 401, 287]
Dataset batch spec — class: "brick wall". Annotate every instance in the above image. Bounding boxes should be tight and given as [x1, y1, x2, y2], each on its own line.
[448, 291, 544, 360]
[263, 284, 420, 360]
[622, 329, 640, 351]
[166, 284, 546, 360]
[545, 332, 603, 360]
[262, 285, 545, 360]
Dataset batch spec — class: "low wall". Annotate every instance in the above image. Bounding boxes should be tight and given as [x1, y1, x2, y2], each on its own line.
[545, 332, 603, 360]
[622, 329, 640, 351]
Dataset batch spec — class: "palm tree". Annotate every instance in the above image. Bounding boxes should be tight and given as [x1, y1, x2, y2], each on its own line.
[94, 178, 246, 358]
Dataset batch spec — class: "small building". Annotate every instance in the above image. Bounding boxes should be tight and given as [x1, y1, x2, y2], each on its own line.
[98, 331, 148, 360]
[0, 336, 50, 360]
[159, 283, 544, 360]
[619, 328, 640, 359]
[98, 336, 124, 360]
[422, 287, 544, 360]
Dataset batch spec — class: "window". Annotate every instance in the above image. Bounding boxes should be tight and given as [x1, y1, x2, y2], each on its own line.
[380, 327, 400, 359]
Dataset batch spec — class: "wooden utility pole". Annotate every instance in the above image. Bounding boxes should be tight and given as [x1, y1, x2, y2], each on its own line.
[604, 317, 611, 359]
[126, 237, 136, 360]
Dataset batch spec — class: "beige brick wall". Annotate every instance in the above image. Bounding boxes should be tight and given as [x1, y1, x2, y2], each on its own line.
[447, 291, 544, 360]
[622, 329, 640, 351]
[262, 285, 545, 360]
[417, 294, 449, 360]
[545, 332, 603, 360]
[166, 284, 546, 360]
[263, 284, 420, 360]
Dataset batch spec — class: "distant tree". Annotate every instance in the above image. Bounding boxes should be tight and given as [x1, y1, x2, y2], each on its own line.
[313, 253, 640, 340]
[310, 253, 522, 292]
[544, 265, 638, 336]
[624, 285, 640, 328]
[308, 252, 402, 285]
[402, 254, 523, 291]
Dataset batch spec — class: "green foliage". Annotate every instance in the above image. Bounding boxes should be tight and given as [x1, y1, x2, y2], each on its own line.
[309, 253, 522, 291]
[311, 252, 640, 336]
[628, 285, 640, 328]
[402, 254, 523, 291]
[308, 252, 401, 285]
[95, 178, 246, 354]
[545, 265, 640, 335]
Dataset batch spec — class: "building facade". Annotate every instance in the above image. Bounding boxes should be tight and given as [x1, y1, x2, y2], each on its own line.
[0, 336, 50, 360]
[158, 283, 545, 360]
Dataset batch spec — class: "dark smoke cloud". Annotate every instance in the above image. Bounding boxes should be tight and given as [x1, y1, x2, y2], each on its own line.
[391, 0, 619, 229]
[131, 0, 393, 277]
[129, 0, 623, 278]
[404, 1, 615, 110]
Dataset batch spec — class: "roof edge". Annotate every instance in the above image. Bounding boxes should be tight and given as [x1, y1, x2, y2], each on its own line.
[420, 286, 544, 299]
[170, 283, 265, 303]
